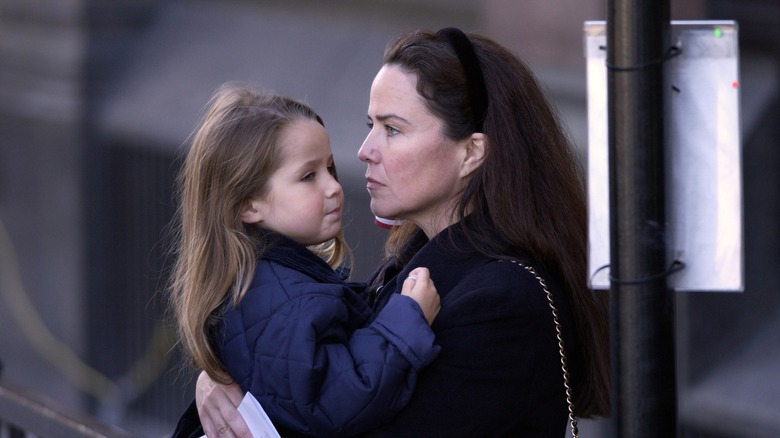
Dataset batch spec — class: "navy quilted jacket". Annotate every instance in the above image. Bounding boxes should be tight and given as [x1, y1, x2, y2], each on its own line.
[214, 233, 439, 437]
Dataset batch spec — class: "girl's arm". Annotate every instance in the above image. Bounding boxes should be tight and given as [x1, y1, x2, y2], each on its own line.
[214, 267, 439, 437]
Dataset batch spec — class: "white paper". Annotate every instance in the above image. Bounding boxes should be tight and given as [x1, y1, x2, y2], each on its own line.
[200, 392, 281, 438]
[237, 392, 282, 438]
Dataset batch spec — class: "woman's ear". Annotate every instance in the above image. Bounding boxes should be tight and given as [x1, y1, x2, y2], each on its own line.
[460, 132, 487, 178]
[240, 199, 263, 224]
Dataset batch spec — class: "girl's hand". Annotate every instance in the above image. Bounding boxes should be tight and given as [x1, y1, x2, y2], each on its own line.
[196, 370, 251, 437]
[401, 267, 440, 325]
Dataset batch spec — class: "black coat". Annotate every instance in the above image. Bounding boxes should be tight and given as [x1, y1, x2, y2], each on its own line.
[358, 222, 579, 437]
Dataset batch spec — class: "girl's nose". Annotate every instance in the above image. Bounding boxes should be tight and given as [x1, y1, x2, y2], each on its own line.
[326, 174, 342, 198]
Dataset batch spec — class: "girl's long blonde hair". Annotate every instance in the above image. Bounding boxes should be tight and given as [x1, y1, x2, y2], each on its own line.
[169, 83, 348, 383]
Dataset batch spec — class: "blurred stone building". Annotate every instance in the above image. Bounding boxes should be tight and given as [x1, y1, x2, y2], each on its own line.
[0, 0, 778, 435]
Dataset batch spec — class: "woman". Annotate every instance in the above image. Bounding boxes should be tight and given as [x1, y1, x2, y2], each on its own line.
[192, 27, 609, 437]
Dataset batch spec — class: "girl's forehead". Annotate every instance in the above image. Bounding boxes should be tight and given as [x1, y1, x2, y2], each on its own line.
[276, 120, 330, 158]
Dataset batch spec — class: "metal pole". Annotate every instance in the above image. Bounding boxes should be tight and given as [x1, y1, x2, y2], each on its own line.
[607, 0, 677, 436]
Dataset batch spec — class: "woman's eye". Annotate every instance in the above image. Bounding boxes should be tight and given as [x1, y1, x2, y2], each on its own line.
[386, 126, 399, 136]
[366, 120, 374, 130]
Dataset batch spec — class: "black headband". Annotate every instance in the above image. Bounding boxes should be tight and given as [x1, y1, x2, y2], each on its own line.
[436, 27, 488, 133]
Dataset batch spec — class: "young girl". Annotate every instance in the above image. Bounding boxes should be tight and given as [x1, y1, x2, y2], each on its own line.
[170, 83, 440, 437]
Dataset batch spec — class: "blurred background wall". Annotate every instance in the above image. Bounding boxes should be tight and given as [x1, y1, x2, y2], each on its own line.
[0, 0, 778, 436]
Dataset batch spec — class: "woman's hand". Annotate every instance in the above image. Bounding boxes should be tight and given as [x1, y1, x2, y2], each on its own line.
[401, 267, 440, 325]
[196, 370, 251, 437]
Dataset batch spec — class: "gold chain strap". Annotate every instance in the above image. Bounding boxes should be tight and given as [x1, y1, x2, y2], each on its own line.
[504, 260, 579, 438]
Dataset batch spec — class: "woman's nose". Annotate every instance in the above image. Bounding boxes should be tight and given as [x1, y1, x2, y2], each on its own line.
[357, 132, 377, 163]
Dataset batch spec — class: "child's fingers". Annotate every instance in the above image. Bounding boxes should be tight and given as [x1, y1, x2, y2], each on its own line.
[401, 267, 440, 325]
[401, 268, 429, 294]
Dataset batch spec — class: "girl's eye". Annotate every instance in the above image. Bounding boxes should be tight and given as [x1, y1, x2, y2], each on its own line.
[327, 164, 337, 177]
[301, 172, 315, 182]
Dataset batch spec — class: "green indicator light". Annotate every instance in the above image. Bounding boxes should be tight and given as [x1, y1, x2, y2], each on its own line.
[714, 28, 723, 38]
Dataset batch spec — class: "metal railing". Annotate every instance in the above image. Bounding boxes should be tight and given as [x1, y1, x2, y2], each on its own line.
[0, 380, 133, 438]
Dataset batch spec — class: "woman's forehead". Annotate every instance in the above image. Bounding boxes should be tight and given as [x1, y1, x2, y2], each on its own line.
[369, 65, 427, 117]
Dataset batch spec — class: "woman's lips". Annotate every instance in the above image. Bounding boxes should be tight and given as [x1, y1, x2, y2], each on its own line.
[366, 176, 383, 190]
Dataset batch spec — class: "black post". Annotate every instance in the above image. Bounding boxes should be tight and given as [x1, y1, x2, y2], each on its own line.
[607, 0, 677, 436]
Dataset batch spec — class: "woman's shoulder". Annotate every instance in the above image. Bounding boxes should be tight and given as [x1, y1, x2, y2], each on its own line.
[444, 258, 558, 316]
[432, 258, 570, 359]
[459, 258, 549, 291]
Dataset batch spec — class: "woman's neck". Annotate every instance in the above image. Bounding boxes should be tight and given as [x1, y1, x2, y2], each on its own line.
[414, 201, 469, 239]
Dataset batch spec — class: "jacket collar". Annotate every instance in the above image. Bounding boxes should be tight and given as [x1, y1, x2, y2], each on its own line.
[259, 231, 346, 284]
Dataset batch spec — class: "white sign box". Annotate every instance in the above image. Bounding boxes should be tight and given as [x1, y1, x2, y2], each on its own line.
[585, 21, 743, 291]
